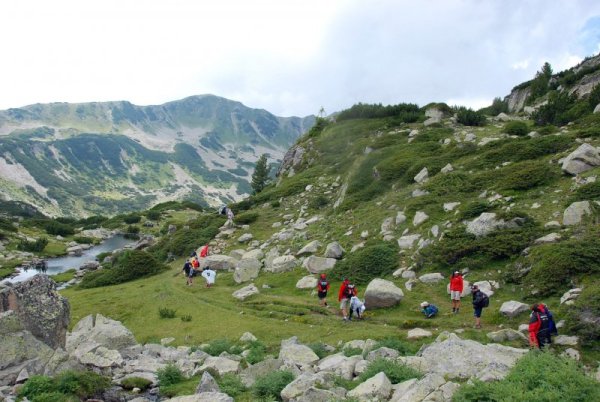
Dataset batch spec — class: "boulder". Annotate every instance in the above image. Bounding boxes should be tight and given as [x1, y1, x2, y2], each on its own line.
[0, 274, 70, 349]
[381, 217, 395, 233]
[534, 233, 561, 244]
[237, 233, 253, 243]
[279, 337, 319, 366]
[390, 374, 451, 402]
[563, 201, 592, 226]
[414, 167, 429, 183]
[165, 392, 233, 402]
[397, 234, 420, 249]
[366, 347, 399, 361]
[561, 348, 580, 361]
[473, 281, 495, 297]
[486, 329, 527, 343]
[364, 279, 404, 308]
[554, 335, 579, 346]
[560, 288, 582, 305]
[466, 212, 522, 237]
[280, 372, 334, 401]
[232, 284, 259, 301]
[67, 314, 137, 354]
[402, 270, 416, 279]
[241, 249, 264, 260]
[407, 328, 433, 340]
[228, 249, 245, 260]
[317, 353, 362, 380]
[79, 261, 100, 270]
[296, 275, 318, 289]
[324, 242, 345, 259]
[561, 143, 600, 175]
[347, 372, 392, 401]
[267, 255, 299, 273]
[441, 163, 454, 173]
[239, 332, 257, 343]
[264, 248, 280, 270]
[199, 255, 237, 271]
[419, 273, 445, 284]
[233, 259, 261, 283]
[303, 256, 337, 274]
[294, 386, 345, 402]
[296, 240, 322, 256]
[239, 358, 283, 387]
[199, 356, 240, 375]
[196, 371, 220, 393]
[79, 346, 123, 368]
[396, 212, 407, 225]
[499, 301, 530, 318]
[443, 202, 460, 212]
[413, 211, 429, 226]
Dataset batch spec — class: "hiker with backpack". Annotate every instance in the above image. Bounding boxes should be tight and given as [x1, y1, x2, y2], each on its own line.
[201, 267, 216, 288]
[349, 296, 365, 320]
[317, 273, 330, 307]
[471, 284, 489, 328]
[338, 278, 357, 321]
[529, 303, 554, 348]
[449, 271, 464, 314]
[182, 259, 194, 286]
[420, 301, 439, 318]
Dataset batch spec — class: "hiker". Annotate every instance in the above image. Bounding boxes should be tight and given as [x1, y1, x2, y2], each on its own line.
[471, 285, 488, 328]
[182, 259, 193, 286]
[540, 303, 559, 338]
[339, 279, 357, 321]
[529, 303, 552, 349]
[317, 273, 330, 307]
[449, 271, 464, 314]
[201, 267, 216, 288]
[191, 256, 200, 274]
[420, 301, 438, 318]
[226, 207, 234, 222]
[199, 244, 209, 258]
[349, 296, 365, 320]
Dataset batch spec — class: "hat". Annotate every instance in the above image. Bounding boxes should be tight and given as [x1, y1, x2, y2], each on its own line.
[348, 284, 355, 289]
[420, 301, 429, 307]
[454, 271, 460, 274]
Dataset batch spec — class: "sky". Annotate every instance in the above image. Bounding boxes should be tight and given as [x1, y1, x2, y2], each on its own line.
[1, 0, 599, 117]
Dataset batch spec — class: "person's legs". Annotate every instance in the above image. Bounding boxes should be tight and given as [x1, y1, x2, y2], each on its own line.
[474, 307, 482, 328]
[456, 297, 461, 313]
[340, 299, 349, 320]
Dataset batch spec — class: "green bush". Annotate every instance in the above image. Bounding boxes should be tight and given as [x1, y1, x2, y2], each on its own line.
[563, 282, 600, 347]
[18, 237, 49, 252]
[203, 338, 243, 356]
[474, 136, 572, 168]
[19, 376, 55, 399]
[79, 250, 167, 288]
[245, 341, 267, 364]
[43, 220, 75, 236]
[533, 91, 578, 126]
[157, 364, 184, 387]
[459, 201, 492, 220]
[124, 225, 140, 240]
[504, 121, 529, 136]
[234, 211, 259, 225]
[498, 161, 558, 191]
[158, 307, 176, 319]
[0, 217, 17, 232]
[452, 352, 600, 402]
[120, 376, 153, 390]
[569, 181, 600, 203]
[180, 314, 192, 322]
[252, 370, 295, 401]
[73, 236, 94, 244]
[330, 242, 399, 285]
[424, 172, 477, 196]
[122, 213, 142, 224]
[19, 371, 110, 402]
[218, 373, 246, 397]
[337, 102, 422, 122]
[359, 358, 421, 384]
[309, 195, 329, 209]
[343, 347, 363, 357]
[309, 343, 331, 359]
[456, 107, 486, 126]
[520, 232, 600, 296]
[145, 210, 161, 220]
[374, 338, 416, 356]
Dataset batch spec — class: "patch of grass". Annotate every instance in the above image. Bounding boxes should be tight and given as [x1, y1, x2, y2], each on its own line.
[234, 211, 259, 225]
[563, 280, 600, 348]
[452, 352, 600, 402]
[204, 338, 243, 356]
[19, 371, 110, 402]
[50, 269, 76, 283]
[309, 343, 331, 359]
[159, 307, 177, 319]
[569, 180, 600, 203]
[245, 340, 267, 364]
[498, 160, 559, 191]
[459, 201, 493, 220]
[330, 241, 399, 285]
[503, 121, 529, 136]
[343, 347, 363, 357]
[358, 358, 422, 384]
[180, 314, 192, 322]
[120, 376, 152, 390]
[252, 370, 295, 401]
[218, 373, 247, 397]
[374, 338, 416, 356]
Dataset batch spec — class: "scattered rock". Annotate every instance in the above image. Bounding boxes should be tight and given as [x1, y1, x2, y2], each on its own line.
[443, 202, 460, 212]
[486, 329, 527, 343]
[560, 288, 582, 305]
[199, 356, 240, 376]
[296, 240, 322, 256]
[561, 348, 580, 361]
[413, 211, 429, 226]
[199, 255, 237, 271]
[364, 279, 404, 308]
[278, 337, 319, 366]
[237, 233, 253, 243]
[196, 371, 220, 393]
[441, 163, 454, 173]
[296, 275, 318, 289]
[534, 233, 561, 244]
[407, 328, 433, 340]
[419, 273, 444, 284]
[554, 335, 579, 346]
[233, 259, 261, 283]
[561, 143, 600, 175]
[347, 372, 392, 401]
[466, 212, 523, 237]
[232, 284, 259, 301]
[396, 212, 407, 225]
[414, 167, 429, 183]
[324, 242, 345, 259]
[397, 234, 421, 249]
[267, 255, 299, 273]
[563, 201, 592, 226]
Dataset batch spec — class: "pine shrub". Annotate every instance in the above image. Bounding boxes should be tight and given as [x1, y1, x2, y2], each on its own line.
[157, 364, 183, 387]
[504, 121, 529, 136]
[330, 242, 399, 285]
[252, 370, 294, 401]
[358, 358, 421, 384]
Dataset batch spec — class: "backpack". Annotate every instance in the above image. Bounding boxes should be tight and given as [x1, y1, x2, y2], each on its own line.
[345, 285, 355, 298]
[319, 280, 328, 291]
[429, 305, 439, 315]
[481, 293, 490, 308]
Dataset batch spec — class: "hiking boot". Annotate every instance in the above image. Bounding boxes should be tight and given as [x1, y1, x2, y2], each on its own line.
[452, 308, 456, 313]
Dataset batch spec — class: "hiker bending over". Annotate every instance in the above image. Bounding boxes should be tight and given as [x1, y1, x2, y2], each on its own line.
[449, 271, 464, 314]
[349, 296, 365, 320]
[201, 267, 216, 288]
[420, 301, 438, 318]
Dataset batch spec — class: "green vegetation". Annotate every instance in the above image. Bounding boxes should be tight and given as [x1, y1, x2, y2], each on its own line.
[19, 371, 111, 402]
[218, 373, 247, 397]
[18, 237, 49, 252]
[79, 250, 168, 288]
[569, 180, 600, 203]
[456, 107, 486, 126]
[374, 338, 416, 356]
[330, 242, 399, 284]
[452, 352, 600, 402]
[157, 364, 184, 387]
[337, 102, 422, 122]
[343, 347, 364, 357]
[252, 370, 295, 401]
[503, 120, 529, 136]
[251, 154, 270, 194]
[564, 281, 600, 347]
[203, 338, 243, 356]
[359, 358, 422, 384]
[234, 211, 260, 225]
[120, 376, 152, 390]
[158, 307, 177, 318]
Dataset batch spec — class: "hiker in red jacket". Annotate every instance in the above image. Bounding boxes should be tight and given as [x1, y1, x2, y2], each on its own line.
[338, 279, 357, 321]
[529, 303, 551, 349]
[317, 273, 330, 307]
[199, 244, 209, 258]
[449, 271, 464, 314]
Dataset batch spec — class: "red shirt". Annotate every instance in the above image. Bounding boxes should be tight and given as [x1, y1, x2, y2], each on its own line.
[200, 245, 209, 257]
[338, 280, 349, 301]
[450, 275, 464, 292]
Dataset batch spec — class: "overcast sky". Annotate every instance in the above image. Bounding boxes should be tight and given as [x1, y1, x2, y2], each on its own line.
[1, 0, 599, 116]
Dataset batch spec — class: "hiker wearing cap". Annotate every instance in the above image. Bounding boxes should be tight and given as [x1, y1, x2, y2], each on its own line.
[471, 284, 489, 329]
[338, 279, 357, 321]
[317, 273, 330, 307]
[420, 301, 438, 318]
[449, 271, 464, 314]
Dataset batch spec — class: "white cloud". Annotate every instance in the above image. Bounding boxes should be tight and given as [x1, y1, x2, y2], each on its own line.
[0, 0, 599, 116]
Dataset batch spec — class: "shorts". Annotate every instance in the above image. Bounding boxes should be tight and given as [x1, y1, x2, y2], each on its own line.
[318, 291, 328, 299]
[450, 290, 462, 300]
[340, 298, 349, 309]
[474, 307, 483, 318]
[188, 270, 195, 278]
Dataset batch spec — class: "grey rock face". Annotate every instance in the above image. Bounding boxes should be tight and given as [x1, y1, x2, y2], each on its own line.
[199, 255, 237, 271]
[232, 284, 259, 301]
[233, 259, 261, 283]
[364, 278, 404, 308]
[267, 255, 299, 273]
[303, 256, 337, 274]
[296, 240, 322, 256]
[561, 143, 600, 175]
[324, 242, 345, 259]
[499, 301, 530, 318]
[0, 274, 70, 349]
[196, 371, 220, 393]
[296, 275, 318, 289]
[419, 273, 445, 284]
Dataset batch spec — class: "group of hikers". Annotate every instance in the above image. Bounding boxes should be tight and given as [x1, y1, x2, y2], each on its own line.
[181, 244, 216, 287]
[318, 270, 558, 349]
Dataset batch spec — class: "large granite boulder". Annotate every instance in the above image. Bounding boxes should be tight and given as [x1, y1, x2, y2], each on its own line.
[324, 242, 345, 259]
[232, 284, 259, 301]
[279, 337, 319, 366]
[563, 201, 592, 226]
[199, 356, 240, 375]
[303, 256, 337, 274]
[391, 374, 459, 402]
[196, 371, 220, 393]
[296, 240, 322, 256]
[561, 143, 600, 175]
[67, 314, 137, 354]
[233, 259, 261, 283]
[199, 255, 237, 271]
[280, 372, 334, 401]
[239, 358, 283, 387]
[347, 372, 392, 401]
[267, 255, 299, 273]
[499, 301, 530, 318]
[296, 275, 318, 289]
[364, 279, 404, 308]
[419, 273, 445, 283]
[397, 234, 421, 249]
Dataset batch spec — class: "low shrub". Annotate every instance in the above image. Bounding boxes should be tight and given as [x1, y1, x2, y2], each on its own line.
[343, 347, 363, 357]
[234, 211, 259, 225]
[218, 373, 246, 397]
[19, 371, 110, 402]
[73, 236, 94, 244]
[245, 341, 267, 364]
[180, 314, 192, 322]
[504, 121, 529, 136]
[452, 352, 600, 401]
[309, 343, 331, 359]
[18, 237, 48, 252]
[0, 217, 17, 232]
[569, 180, 600, 203]
[145, 210, 161, 220]
[330, 242, 399, 285]
[123, 225, 140, 240]
[474, 135, 572, 168]
[563, 282, 600, 347]
[424, 172, 477, 196]
[270, 200, 281, 208]
[122, 213, 142, 224]
[204, 338, 243, 356]
[459, 201, 493, 220]
[498, 160, 558, 191]
[252, 370, 295, 401]
[309, 195, 329, 209]
[157, 364, 183, 387]
[456, 107, 486, 126]
[79, 250, 168, 288]
[575, 126, 600, 138]
[120, 376, 152, 391]
[374, 338, 416, 356]
[358, 358, 421, 384]
[158, 307, 176, 319]
[43, 220, 75, 236]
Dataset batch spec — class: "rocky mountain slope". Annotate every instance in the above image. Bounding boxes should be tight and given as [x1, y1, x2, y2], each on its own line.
[0, 95, 314, 217]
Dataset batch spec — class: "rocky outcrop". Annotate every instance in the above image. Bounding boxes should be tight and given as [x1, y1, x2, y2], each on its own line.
[279, 337, 319, 366]
[277, 144, 306, 177]
[324, 242, 345, 259]
[561, 143, 600, 175]
[347, 372, 392, 401]
[296, 240, 321, 256]
[266, 255, 299, 273]
[466, 212, 523, 237]
[233, 258, 261, 283]
[419, 273, 444, 283]
[199, 255, 237, 271]
[364, 279, 404, 308]
[505, 87, 531, 113]
[0, 274, 70, 349]
[296, 275, 318, 289]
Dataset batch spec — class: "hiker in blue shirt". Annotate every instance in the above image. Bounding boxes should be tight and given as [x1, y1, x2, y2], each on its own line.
[420, 301, 438, 318]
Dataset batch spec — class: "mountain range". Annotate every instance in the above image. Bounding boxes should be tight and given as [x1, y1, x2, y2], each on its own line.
[0, 95, 315, 217]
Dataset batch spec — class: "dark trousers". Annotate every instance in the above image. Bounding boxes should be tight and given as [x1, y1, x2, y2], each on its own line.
[537, 329, 551, 348]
